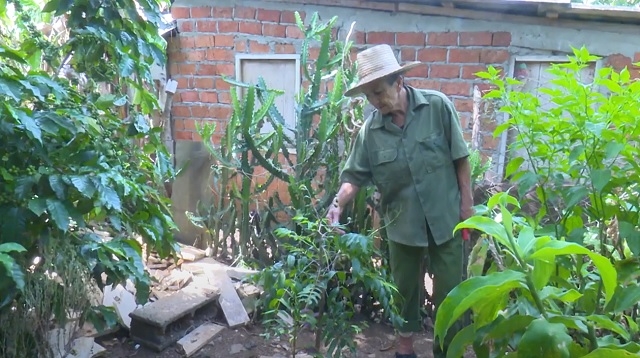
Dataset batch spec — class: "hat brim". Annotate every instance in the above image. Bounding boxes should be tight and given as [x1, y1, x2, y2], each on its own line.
[344, 62, 422, 97]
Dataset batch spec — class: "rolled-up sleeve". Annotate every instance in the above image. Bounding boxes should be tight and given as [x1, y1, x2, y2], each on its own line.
[340, 124, 372, 187]
[441, 96, 470, 161]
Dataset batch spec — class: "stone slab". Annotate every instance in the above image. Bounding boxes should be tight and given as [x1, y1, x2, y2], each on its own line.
[205, 268, 250, 328]
[176, 323, 225, 357]
[129, 286, 220, 329]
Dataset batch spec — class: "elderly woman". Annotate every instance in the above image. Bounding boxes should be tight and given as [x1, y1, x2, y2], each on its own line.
[326, 44, 473, 358]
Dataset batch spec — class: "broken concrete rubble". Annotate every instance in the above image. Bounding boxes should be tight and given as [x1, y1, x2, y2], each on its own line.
[46, 243, 264, 357]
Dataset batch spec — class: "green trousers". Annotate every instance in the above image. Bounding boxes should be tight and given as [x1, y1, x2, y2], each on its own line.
[388, 228, 464, 358]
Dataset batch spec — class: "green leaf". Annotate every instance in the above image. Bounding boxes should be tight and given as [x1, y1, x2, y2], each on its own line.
[610, 284, 640, 314]
[446, 324, 475, 358]
[28, 198, 47, 216]
[0, 253, 25, 290]
[70, 175, 96, 198]
[0, 43, 27, 64]
[587, 315, 630, 341]
[505, 156, 524, 178]
[528, 241, 617, 305]
[538, 286, 582, 303]
[434, 269, 527, 346]
[5, 104, 42, 143]
[517, 318, 571, 358]
[531, 259, 555, 290]
[0, 243, 26, 253]
[618, 221, 640, 256]
[46, 199, 70, 232]
[581, 348, 640, 357]
[455, 217, 511, 250]
[49, 174, 66, 199]
[591, 168, 611, 193]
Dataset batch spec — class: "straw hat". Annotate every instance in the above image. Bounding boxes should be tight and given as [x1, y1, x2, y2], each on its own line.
[344, 44, 421, 97]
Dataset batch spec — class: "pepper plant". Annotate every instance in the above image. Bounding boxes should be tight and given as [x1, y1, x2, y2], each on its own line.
[252, 204, 402, 357]
[434, 47, 640, 357]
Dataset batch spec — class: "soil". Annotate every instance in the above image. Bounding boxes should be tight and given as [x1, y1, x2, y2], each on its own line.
[100, 319, 475, 358]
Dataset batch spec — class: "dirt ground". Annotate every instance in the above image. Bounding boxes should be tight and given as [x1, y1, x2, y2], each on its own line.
[100, 318, 475, 358]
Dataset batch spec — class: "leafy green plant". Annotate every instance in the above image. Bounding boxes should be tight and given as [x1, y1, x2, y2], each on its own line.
[252, 205, 402, 357]
[434, 47, 640, 357]
[0, 0, 177, 355]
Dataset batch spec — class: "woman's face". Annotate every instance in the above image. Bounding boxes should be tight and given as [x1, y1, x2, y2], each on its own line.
[361, 76, 402, 115]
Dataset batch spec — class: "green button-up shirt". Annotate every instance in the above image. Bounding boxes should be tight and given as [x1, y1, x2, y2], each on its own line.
[340, 86, 469, 247]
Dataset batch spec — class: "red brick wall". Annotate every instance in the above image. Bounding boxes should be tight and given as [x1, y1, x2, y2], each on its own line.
[167, 4, 513, 155]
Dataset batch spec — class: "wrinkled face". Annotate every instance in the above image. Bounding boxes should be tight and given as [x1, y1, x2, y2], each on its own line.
[361, 76, 403, 115]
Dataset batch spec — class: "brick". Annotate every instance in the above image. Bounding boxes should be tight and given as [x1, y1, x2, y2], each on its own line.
[197, 20, 217, 33]
[263, 23, 286, 37]
[308, 47, 320, 61]
[405, 64, 428, 78]
[213, 7, 233, 18]
[214, 35, 235, 47]
[212, 106, 232, 119]
[178, 64, 196, 75]
[234, 6, 256, 19]
[351, 31, 366, 44]
[191, 6, 212, 18]
[173, 119, 185, 131]
[185, 50, 206, 62]
[215, 77, 231, 90]
[175, 77, 190, 89]
[200, 92, 218, 103]
[405, 78, 441, 90]
[281, 10, 305, 24]
[172, 105, 191, 117]
[401, 48, 416, 62]
[216, 63, 235, 76]
[178, 36, 195, 48]
[417, 48, 447, 62]
[482, 133, 500, 151]
[235, 39, 248, 52]
[217, 91, 231, 104]
[634, 52, 640, 63]
[197, 64, 217, 76]
[275, 43, 296, 54]
[218, 20, 239, 33]
[194, 77, 215, 89]
[461, 65, 488, 79]
[441, 81, 472, 96]
[492, 32, 512, 46]
[448, 48, 481, 63]
[175, 131, 193, 140]
[194, 35, 215, 48]
[480, 49, 510, 64]
[430, 64, 460, 79]
[454, 98, 474, 113]
[178, 20, 194, 32]
[239, 22, 262, 35]
[606, 54, 632, 71]
[396, 32, 426, 46]
[249, 41, 270, 53]
[206, 48, 234, 62]
[367, 31, 394, 45]
[171, 7, 190, 19]
[183, 119, 197, 131]
[286, 25, 303, 39]
[257, 9, 281, 22]
[459, 32, 493, 46]
[191, 105, 210, 118]
[427, 32, 458, 46]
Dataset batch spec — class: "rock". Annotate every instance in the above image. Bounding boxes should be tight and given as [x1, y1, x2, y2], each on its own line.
[229, 343, 245, 354]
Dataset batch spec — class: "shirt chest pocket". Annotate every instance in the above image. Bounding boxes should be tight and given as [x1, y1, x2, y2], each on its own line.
[417, 132, 449, 172]
[370, 148, 399, 184]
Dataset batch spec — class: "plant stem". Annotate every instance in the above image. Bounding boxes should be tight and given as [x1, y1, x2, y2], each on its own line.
[587, 323, 598, 351]
[315, 290, 326, 351]
[504, 214, 548, 318]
